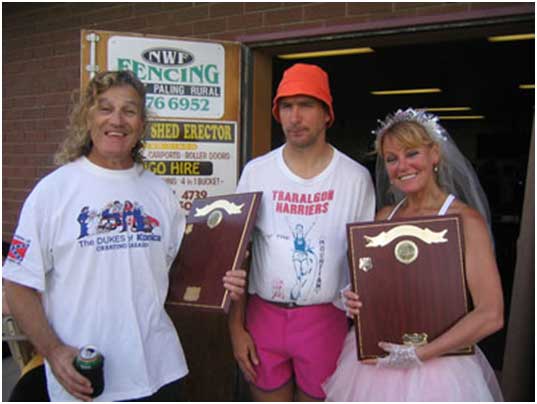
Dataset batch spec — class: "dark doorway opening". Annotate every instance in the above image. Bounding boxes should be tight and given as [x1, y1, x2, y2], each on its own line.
[271, 26, 534, 371]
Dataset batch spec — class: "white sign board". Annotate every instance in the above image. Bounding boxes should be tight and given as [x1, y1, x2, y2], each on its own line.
[107, 36, 225, 119]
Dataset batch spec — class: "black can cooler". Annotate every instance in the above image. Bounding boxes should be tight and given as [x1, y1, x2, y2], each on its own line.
[73, 345, 105, 398]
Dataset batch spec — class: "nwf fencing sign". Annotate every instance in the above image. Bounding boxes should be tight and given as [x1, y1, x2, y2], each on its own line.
[108, 36, 225, 119]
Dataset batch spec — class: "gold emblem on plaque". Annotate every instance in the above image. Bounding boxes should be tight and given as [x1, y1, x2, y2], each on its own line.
[359, 257, 373, 272]
[402, 332, 428, 346]
[185, 224, 193, 235]
[183, 286, 201, 302]
[395, 240, 418, 264]
[207, 210, 223, 229]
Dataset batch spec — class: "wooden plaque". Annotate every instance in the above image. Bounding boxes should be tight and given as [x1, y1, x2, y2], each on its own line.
[166, 192, 262, 313]
[347, 215, 473, 360]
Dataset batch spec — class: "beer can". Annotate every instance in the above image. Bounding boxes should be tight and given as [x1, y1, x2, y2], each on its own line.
[74, 345, 105, 398]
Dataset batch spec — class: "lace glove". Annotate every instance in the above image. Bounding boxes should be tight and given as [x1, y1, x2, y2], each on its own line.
[376, 342, 423, 369]
[338, 284, 353, 318]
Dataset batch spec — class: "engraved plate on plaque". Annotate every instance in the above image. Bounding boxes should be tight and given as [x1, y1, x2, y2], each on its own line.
[183, 286, 201, 302]
[402, 332, 428, 347]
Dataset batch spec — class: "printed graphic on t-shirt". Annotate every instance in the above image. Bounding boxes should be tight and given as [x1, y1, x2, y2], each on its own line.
[7, 235, 31, 265]
[273, 220, 327, 303]
[270, 189, 333, 302]
[271, 279, 285, 300]
[289, 221, 321, 301]
[76, 200, 162, 252]
[272, 189, 334, 215]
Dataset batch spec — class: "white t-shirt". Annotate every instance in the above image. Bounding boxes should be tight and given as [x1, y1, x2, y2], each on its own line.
[237, 145, 375, 305]
[3, 157, 188, 401]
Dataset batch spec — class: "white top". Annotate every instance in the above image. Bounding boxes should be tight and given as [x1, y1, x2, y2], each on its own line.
[387, 194, 456, 220]
[3, 157, 188, 401]
[237, 145, 375, 305]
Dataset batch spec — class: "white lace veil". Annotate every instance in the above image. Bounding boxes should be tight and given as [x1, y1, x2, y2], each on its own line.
[374, 109, 492, 228]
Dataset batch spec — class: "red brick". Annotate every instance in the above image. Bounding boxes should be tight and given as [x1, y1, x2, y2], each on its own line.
[304, 3, 346, 21]
[210, 3, 244, 18]
[41, 118, 69, 131]
[3, 166, 36, 179]
[29, 45, 54, 59]
[36, 166, 56, 178]
[157, 23, 195, 38]
[283, 3, 309, 7]
[211, 31, 246, 41]
[52, 29, 81, 45]
[4, 177, 38, 190]
[324, 14, 372, 27]
[348, 2, 393, 15]
[2, 201, 23, 218]
[172, 5, 209, 23]
[41, 54, 80, 71]
[241, 25, 286, 37]
[193, 17, 228, 35]
[264, 6, 304, 26]
[4, 143, 36, 154]
[37, 143, 61, 155]
[3, 155, 28, 167]
[245, 3, 282, 13]
[393, 2, 434, 11]
[80, 4, 133, 24]
[2, 190, 31, 203]
[469, 2, 523, 11]
[4, 107, 44, 121]
[416, 4, 470, 16]
[52, 41, 80, 57]
[4, 47, 34, 62]
[228, 12, 264, 31]
[42, 105, 70, 119]
[143, 12, 176, 28]
[35, 15, 84, 35]
[3, 21, 36, 38]
[280, 21, 327, 33]
[132, 3, 165, 16]
[3, 231, 16, 242]
[43, 4, 77, 20]
[371, 9, 418, 21]
[23, 131, 49, 143]
[112, 16, 151, 33]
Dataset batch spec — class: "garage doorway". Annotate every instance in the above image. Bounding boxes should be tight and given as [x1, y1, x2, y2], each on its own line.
[246, 16, 534, 373]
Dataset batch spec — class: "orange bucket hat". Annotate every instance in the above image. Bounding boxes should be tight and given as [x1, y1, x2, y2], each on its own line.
[272, 63, 335, 127]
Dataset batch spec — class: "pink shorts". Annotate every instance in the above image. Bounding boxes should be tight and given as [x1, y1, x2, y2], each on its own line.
[245, 295, 348, 399]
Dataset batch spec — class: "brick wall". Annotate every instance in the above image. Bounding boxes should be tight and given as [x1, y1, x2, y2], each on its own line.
[2, 2, 531, 242]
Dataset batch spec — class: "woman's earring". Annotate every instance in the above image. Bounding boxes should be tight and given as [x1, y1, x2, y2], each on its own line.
[433, 165, 439, 173]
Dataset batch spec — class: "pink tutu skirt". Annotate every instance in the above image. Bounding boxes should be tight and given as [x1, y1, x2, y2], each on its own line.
[323, 330, 503, 402]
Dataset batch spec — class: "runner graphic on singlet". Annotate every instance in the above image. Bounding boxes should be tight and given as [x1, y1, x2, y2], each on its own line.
[288, 221, 320, 301]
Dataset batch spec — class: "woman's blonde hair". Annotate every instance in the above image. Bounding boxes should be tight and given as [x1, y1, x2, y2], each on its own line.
[375, 120, 437, 159]
[54, 70, 147, 165]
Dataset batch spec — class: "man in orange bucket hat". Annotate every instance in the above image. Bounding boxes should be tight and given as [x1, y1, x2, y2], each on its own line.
[272, 63, 335, 128]
[229, 63, 375, 401]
